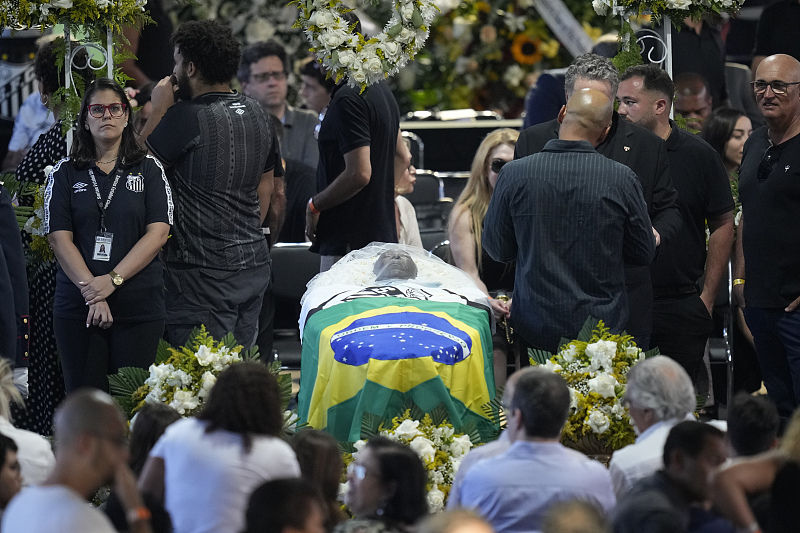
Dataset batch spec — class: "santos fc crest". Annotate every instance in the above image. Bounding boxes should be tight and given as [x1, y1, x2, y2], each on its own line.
[126, 173, 145, 193]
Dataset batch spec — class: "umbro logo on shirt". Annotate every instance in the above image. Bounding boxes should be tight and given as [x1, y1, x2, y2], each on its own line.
[73, 182, 88, 193]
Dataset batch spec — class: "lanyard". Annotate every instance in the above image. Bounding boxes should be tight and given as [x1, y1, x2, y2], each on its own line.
[87, 168, 122, 232]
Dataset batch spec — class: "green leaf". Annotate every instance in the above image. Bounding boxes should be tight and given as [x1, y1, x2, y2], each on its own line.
[242, 344, 261, 361]
[109, 366, 149, 398]
[155, 338, 171, 364]
[643, 346, 661, 359]
[108, 366, 149, 417]
[575, 316, 600, 342]
[387, 23, 403, 37]
[220, 331, 237, 349]
[528, 347, 553, 366]
[426, 405, 451, 426]
[360, 412, 385, 440]
[411, 7, 423, 27]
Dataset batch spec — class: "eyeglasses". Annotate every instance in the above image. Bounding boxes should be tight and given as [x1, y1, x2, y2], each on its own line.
[490, 159, 509, 174]
[251, 71, 287, 83]
[347, 463, 368, 481]
[88, 103, 127, 118]
[750, 80, 800, 95]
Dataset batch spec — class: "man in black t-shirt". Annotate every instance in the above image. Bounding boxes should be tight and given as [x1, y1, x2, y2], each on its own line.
[735, 54, 800, 419]
[305, 77, 401, 272]
[617, 65, 734, 393]
[140, 21, 281, 347]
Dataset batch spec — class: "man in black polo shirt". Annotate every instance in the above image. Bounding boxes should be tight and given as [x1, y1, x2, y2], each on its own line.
[735, 54, 800, 419]
[140, 20, 281, 347]
[515, 53, 680, 349]
[304, 16, 400, 272]
[617, 65, 734, 393]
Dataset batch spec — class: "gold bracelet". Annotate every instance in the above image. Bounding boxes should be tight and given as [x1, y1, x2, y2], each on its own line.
[733, 279, 746, 286]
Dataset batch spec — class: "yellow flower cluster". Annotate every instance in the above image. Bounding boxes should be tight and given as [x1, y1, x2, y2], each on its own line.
[534, 320, 647, 456]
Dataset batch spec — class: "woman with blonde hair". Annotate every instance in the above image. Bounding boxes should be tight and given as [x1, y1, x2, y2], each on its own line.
[0, 359, 54, 486]
[712, 409, 800, 532]
[448, 128, 518, 386]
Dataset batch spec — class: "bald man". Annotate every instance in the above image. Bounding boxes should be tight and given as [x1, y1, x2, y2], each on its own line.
[734, 54, 800, 420]
[2, 390, 152, 533]
[483, 89, 655, 352]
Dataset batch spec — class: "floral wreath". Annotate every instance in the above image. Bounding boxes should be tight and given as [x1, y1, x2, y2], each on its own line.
[291, 0, 438, 91]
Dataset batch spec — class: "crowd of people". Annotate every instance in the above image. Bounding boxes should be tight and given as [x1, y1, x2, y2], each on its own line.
[0, 2, 799, 533]
[0, 356, 796, 533]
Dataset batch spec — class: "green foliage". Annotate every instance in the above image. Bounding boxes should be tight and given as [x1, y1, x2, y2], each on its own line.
[109, 325, 296, 419]
[108, 366, 149, 415]
[612, 21, 643, 77]
[528, 317, 647, 456]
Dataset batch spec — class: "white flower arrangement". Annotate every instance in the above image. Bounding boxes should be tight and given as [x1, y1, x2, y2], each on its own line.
[141, 329, 245, 415]
[291, 0, 438, 91]
[347, 410, 474, 513]
[591, 0, 744, 23]
[1, 0, 148, 31]
[531, 319, 652, 456]
[110, 326, 294, 424]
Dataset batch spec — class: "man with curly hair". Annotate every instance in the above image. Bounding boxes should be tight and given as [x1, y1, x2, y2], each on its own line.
[139, 20, 282, 348]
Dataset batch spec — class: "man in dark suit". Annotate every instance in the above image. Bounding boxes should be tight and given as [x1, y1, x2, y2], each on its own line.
[515, 53, 680, 349]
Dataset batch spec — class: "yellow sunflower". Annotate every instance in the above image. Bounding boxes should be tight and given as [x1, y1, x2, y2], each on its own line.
[510, 34, 542, 65]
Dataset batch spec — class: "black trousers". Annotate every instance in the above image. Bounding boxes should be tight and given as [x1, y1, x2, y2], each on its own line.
[255, 276, 275, 363]
[53, 317, 164, 393]
[164, 263, 270, 348]
[650, 293, 713, 390]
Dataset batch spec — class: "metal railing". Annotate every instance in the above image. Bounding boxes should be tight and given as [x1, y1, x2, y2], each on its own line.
[0, 63, 36, 119]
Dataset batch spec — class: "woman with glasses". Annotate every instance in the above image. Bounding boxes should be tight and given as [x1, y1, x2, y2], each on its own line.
[44, 78, 173, 392]
[448, 128, 519, 387]
[12, 37, 95, 435]
[337, 437, 427, 533]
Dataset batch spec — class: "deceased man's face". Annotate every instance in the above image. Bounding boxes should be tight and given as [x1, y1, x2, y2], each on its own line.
[373, 250, 418, 281]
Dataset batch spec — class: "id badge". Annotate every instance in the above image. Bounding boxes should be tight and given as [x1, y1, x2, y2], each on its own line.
[93, 232, 113, 262]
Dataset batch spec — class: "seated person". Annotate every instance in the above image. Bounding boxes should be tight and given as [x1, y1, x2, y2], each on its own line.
[298, 243, 497, 443]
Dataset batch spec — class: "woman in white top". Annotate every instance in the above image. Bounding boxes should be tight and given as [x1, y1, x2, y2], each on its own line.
[139, 362, 300, 533]
[394, 134, 422, 248]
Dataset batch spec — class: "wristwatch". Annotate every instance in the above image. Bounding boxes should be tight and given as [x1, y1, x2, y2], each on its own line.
[109, 270, 124, 287]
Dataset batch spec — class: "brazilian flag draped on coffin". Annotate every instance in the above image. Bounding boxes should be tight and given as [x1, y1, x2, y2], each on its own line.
[298, 282, 498, 443]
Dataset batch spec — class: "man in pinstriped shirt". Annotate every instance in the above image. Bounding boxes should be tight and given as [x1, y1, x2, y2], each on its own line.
[483, 88, 656, 353]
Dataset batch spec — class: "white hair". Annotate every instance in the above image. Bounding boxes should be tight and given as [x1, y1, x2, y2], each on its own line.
[624, 356, 696, 421]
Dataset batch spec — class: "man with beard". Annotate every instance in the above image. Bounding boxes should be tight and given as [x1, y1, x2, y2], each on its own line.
[616, 64, 734, 394]
[139, 20, 281, 347]
[2, 390, 151, 532]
